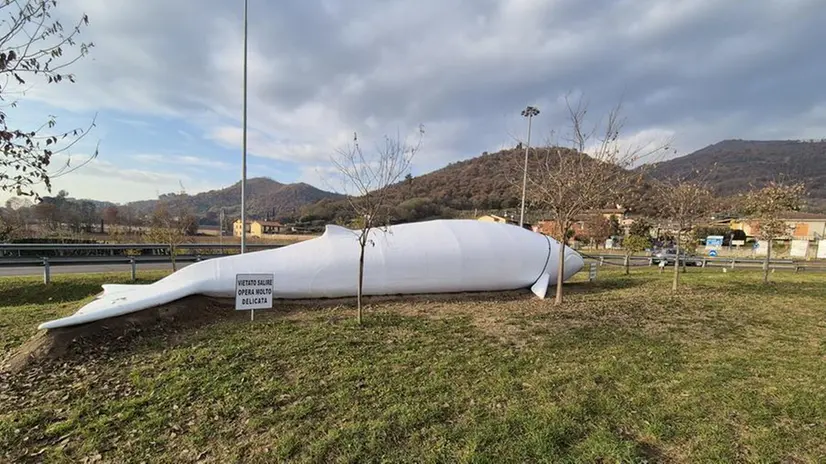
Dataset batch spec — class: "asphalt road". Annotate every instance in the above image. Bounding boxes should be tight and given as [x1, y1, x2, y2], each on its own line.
[0, 262, 191, 277]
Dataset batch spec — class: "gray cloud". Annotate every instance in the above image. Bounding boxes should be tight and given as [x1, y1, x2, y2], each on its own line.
[19, 0, 826, 181]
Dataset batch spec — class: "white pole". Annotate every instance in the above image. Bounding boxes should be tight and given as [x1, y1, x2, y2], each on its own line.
[219, 208, 224, 249]
[240, 0, 249, 255]
[519, 113, 533, 228]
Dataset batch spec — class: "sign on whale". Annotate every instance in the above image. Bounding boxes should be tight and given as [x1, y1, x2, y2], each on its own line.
[38, 219, 585, 330]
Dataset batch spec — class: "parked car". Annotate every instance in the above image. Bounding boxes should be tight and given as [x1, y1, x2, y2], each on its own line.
[651, 248, 702, 266]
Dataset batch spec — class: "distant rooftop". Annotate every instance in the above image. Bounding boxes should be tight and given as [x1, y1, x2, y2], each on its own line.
[776, 212, 826, 220]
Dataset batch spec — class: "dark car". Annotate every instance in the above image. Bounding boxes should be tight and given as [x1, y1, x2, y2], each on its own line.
[651, 248, 701, 266]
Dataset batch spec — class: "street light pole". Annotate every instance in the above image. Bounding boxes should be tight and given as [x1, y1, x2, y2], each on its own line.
[519, 105, 539, 228]
[240, 0, 249, 254]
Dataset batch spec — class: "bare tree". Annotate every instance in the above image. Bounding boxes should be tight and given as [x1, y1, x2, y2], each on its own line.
[656, 177, 715, 291]
[329, 127, 424, 324]
[0, 205, 19, 241]
[526, 96, 669, 304]
[622, 234, 650, 275]
[1, 0, 97, 199]
[743, 181, 805, 284]
[581, 214, 612, 249]
[147, 199, 197, 271]
[101, 205, 119, 227]
[1, 196, 32, 239]
[5, 196, 33, 210]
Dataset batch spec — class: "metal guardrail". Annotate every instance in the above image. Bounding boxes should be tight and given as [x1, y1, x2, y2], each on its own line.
[583, 254, 826, 272]
[0, 243, 287, 284]
[2, 243, 825, 285]
[0, 243, 279, 255]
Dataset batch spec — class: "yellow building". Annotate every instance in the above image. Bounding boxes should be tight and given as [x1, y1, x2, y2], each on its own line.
[233, 219, 285, 237]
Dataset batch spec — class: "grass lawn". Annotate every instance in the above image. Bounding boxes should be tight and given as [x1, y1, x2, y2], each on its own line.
[1, 267, 826, 463]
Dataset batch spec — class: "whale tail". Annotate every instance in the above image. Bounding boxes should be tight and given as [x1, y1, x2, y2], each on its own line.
[38, 281, 195, 330]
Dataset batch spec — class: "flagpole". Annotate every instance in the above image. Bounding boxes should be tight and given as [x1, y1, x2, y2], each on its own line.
[241, 0, 248, 255]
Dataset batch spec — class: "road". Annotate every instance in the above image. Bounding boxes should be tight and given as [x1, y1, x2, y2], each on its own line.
[0, 262, 191, 277]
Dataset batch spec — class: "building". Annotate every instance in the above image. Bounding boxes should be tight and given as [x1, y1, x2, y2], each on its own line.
[477, 214, 532, 230]
[478, 214, 514, 224]
[731, 212, 826, 240]
[534, 208, 627, 239]
[233, 219, 285, 238]
[196, 225, 222, 236]
[596, 208, 627, 221]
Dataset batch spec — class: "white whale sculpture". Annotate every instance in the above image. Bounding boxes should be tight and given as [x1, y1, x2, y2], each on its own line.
[38, 219, 584, 330]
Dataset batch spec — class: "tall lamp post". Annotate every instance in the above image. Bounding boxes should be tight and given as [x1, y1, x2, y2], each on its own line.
[240, 0, 249, 254]
[519, 105, 539, 228]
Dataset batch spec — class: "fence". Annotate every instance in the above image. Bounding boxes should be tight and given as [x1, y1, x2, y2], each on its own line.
[583, 254, 826, 273]
[0, 243, 285, 284]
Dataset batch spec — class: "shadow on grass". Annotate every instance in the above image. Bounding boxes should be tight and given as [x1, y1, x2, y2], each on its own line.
[0, 276, 162, 307]
[564, 275, 656, 295]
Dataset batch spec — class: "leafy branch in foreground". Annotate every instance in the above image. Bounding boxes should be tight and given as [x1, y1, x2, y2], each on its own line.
[1, 0, 97, 199]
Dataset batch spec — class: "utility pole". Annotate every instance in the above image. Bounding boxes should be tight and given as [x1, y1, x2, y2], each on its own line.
[240, 0, 249, 254]
[519, 105, 539, 228]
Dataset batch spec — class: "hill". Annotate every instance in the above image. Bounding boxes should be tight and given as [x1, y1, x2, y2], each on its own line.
[298, 147, 637, 223]
[645, 139, 826, 210]
[130, 178, 343, 225]
[301, 139, 826, 223]
[298, 149, 528, 223]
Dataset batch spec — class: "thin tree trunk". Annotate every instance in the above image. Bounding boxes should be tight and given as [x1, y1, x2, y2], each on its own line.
[624, 253, 630, 275]
[357, 239, 365, 324]
[672, 236, 680, 292]
[171, 245, 177, 272]
[763, 239, 772, 284]
[555, 240, 565, 305]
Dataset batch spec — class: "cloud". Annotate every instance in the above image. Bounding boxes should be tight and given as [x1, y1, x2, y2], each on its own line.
[131, 154, 232, 170]
[0, 154, 221, 204]
[207, 125, 333, 164]
[4, 0, 826, 200]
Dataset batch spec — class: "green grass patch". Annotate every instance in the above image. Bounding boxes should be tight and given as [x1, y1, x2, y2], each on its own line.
[0, 271, 170, 353]
[1, 268, 825, 462]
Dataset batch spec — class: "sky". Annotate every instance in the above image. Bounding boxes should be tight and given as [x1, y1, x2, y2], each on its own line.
[3, 0, 826, 204]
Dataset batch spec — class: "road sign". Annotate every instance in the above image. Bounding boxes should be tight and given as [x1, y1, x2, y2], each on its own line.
[708, 250, 718, 257]
[588, 263, 597, 282]
[790, 240, 809, 258]
[235, 273, 273, 311]
[705, 235, 724, 249]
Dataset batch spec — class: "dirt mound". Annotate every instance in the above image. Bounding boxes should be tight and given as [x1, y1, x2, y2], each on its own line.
[2, 289, 538, 374]
[3, 295, 240, 374]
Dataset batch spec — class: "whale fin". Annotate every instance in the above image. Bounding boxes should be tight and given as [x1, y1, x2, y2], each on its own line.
[323, 224, 357, 238]
[530, 272, 550, 299]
